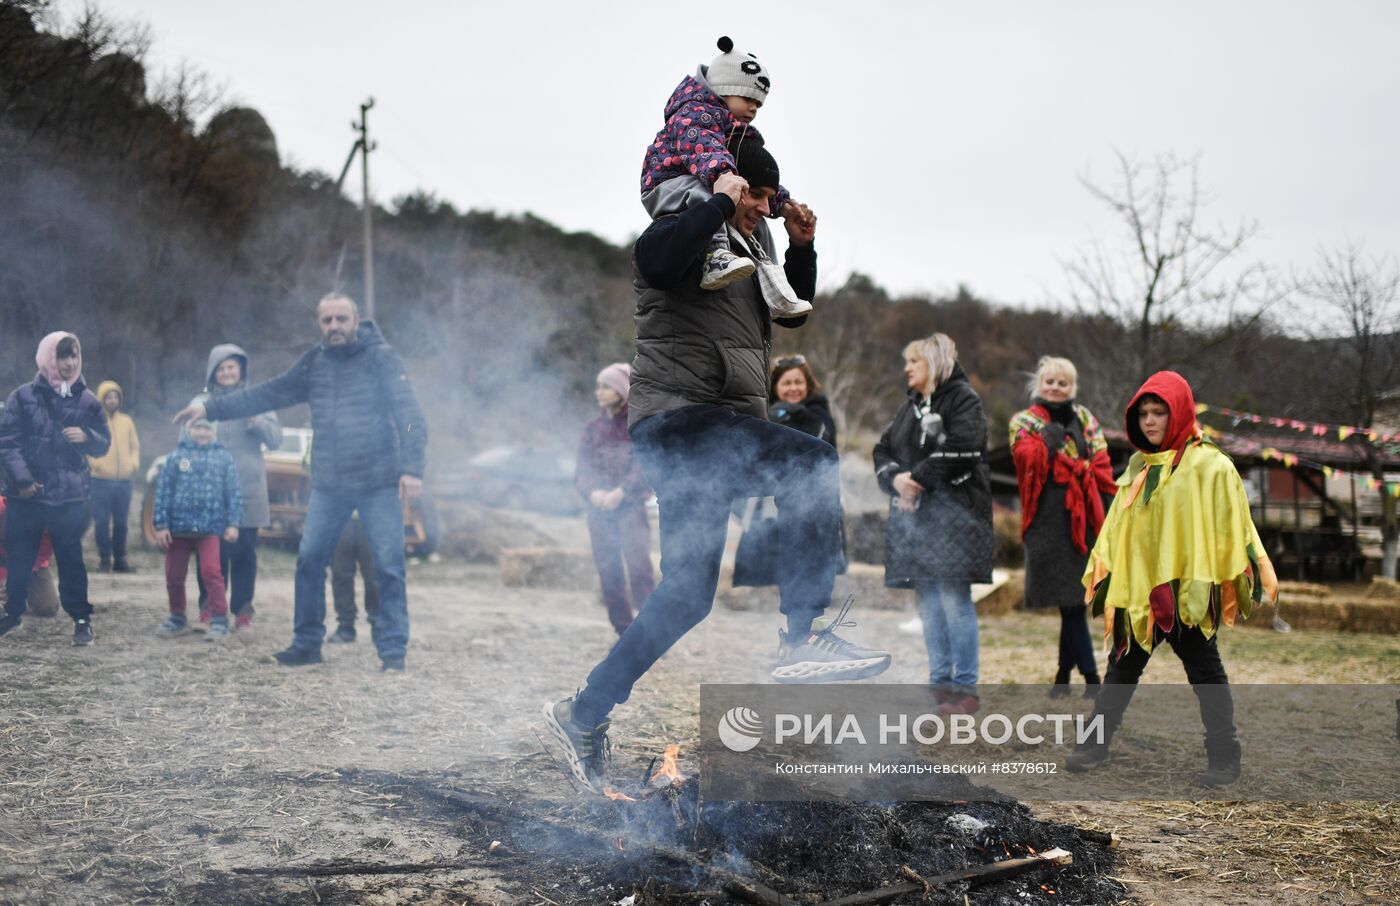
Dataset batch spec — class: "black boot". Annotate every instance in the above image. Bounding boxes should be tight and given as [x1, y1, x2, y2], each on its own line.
[1082, 672, 1101, 700]
[112, 558, 135, 574]
[98, 555, 111, 572]
[1049, 667, 1072, 699]
[1197, 738, 1241, 788]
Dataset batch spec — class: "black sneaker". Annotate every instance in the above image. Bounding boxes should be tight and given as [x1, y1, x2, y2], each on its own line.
[380, 656, 405, 672]
[72, 619, 94, 647]
[112, 560, 136, 574]
[328, 625, 356, 644]
[273, 646, 322, 667]
[98, 556, 111, 572]
[0, 612, 21, 638]
[542, 696, 611, 793]
[771, 597, 892, 684]
[1065, 741, 1111, 773]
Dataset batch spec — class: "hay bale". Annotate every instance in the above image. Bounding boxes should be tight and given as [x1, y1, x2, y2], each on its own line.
[1366, 577, 1400, 601]
[1278, 581, 1330, 601]
[435, 502, 554, 563]
[499, 547, 598, 589]
[717, 563, 911, 612]
[1248, 594, 1400, 634]
[976, 570, 1024, 616]
[1328, 597, 1400, 634]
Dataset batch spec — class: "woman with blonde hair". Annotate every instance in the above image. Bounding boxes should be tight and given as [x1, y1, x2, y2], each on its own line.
[1010, 356, 1116, 696]
[874, 334, 992, 715]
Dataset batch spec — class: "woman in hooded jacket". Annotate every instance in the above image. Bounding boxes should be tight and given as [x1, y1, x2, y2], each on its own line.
[1010, 356, 1117, 697]
[873, 334, 992, 716]
[0, 332, 110, 645]
[1065, 371, 1277, 788]
[196, 345, 282, 630]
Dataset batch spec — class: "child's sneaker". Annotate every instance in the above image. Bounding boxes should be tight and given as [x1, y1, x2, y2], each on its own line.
[206, 617, 230, 641]
[725, 225, 811, 317]
[700, 246, 757, 290]
[157, 614, 189, 637]
[234, 613, 254, 632]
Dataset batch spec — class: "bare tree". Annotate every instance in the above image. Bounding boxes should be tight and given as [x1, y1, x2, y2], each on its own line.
[1060, 150, 1283, 389]
[1298, 241, 1400, 578]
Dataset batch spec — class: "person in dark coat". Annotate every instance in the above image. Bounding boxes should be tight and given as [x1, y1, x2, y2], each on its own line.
[175, 294, 427, 671]
[197, 344, 282, 631]
[874, 334, 992, 715]
[0, 332, 111, 645]
[1010, 356, 1116, 697]
[733, 355, 843, 587]
[575, 362, 655, 635]
[329, 513, 378, 643]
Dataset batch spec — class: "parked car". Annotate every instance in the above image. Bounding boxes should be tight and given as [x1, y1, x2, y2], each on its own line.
[443, 446, 581, 515]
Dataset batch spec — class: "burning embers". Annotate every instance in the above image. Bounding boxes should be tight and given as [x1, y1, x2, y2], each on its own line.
[604, 744, 686, 803]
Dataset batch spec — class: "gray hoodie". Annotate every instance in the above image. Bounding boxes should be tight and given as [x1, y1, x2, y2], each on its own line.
[201, 343, 282, 528]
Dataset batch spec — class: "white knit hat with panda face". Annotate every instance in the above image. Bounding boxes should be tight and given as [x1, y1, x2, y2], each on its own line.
[705, 36, 771, 103]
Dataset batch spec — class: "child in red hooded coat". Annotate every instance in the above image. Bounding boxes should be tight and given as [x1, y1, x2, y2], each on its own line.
[1065, 371, 1277, 788]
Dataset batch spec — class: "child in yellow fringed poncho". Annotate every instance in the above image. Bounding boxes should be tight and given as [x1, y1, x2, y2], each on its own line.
[1065, 371, 1278, 789]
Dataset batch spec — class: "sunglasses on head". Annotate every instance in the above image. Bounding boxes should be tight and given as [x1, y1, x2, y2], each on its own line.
[775, 355, 807, 368]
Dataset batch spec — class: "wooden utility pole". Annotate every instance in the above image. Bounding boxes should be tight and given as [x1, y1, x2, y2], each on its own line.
[355, 98, 377, 320]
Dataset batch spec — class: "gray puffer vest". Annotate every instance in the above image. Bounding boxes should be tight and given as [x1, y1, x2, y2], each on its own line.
[628, 224, 773, 426]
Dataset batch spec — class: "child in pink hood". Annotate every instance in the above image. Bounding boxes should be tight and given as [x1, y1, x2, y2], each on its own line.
[0, 332, 110, 645]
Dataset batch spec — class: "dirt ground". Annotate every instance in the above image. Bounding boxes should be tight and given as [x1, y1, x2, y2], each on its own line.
[0, 545, 1396, 905]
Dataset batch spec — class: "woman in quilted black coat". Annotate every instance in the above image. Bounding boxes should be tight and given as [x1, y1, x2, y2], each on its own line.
[874, 334, 992, 715]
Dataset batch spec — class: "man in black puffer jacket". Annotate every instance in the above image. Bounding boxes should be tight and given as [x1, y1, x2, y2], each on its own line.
[176, 295, 426, 671]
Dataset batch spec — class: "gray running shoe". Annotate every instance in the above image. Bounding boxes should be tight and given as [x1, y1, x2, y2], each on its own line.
[771, 597, 891, 683]
[542, 696, 611, 793]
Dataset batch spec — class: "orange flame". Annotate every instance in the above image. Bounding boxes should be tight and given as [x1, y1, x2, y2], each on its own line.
[650, 744, 685, 786]
[603, 787, 639, 802]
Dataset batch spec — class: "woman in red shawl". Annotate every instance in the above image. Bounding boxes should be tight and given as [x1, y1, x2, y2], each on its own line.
[1010, 357, 1116, 697]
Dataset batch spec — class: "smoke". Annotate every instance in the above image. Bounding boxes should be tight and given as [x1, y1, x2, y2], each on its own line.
[0, 6, 637, 478]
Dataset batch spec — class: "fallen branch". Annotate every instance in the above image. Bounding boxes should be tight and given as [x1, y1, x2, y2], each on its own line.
[821, 848, 1073, 906]
[232, 859, 475, 878]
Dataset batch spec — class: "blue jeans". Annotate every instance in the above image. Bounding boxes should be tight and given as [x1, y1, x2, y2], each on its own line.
[576, 405, 843, 721]
[291, 486, 408, 660]
[90, 478, 132, 562]
[916, 582, 979, 693]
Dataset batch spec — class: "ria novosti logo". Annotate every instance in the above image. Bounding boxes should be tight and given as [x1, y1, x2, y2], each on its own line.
[717, 707, 764, 752]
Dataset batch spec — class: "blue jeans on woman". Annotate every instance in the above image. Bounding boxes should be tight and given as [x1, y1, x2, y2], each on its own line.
[916, 582, 978, 693]
[290, 486, 408, 661]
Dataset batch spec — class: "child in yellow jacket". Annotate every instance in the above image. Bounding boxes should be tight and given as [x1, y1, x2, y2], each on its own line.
[87, 380, 140, 572]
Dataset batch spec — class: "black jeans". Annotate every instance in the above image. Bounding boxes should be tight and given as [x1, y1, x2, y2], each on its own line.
[331, 518, 379, 627]
[1058, 604, 1098, 676]
[89, 478, 132, 562]
[576, 405, 843, 721]
[3, 499, 91, 621]
[1092, 622, 1236, 747]
[196, 528, 259, 616]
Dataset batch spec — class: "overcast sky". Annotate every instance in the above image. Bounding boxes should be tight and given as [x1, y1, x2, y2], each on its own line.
[68, 1, 1400, 307]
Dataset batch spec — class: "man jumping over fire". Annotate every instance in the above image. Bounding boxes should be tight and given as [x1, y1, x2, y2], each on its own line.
[545, 136, 892, 793]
